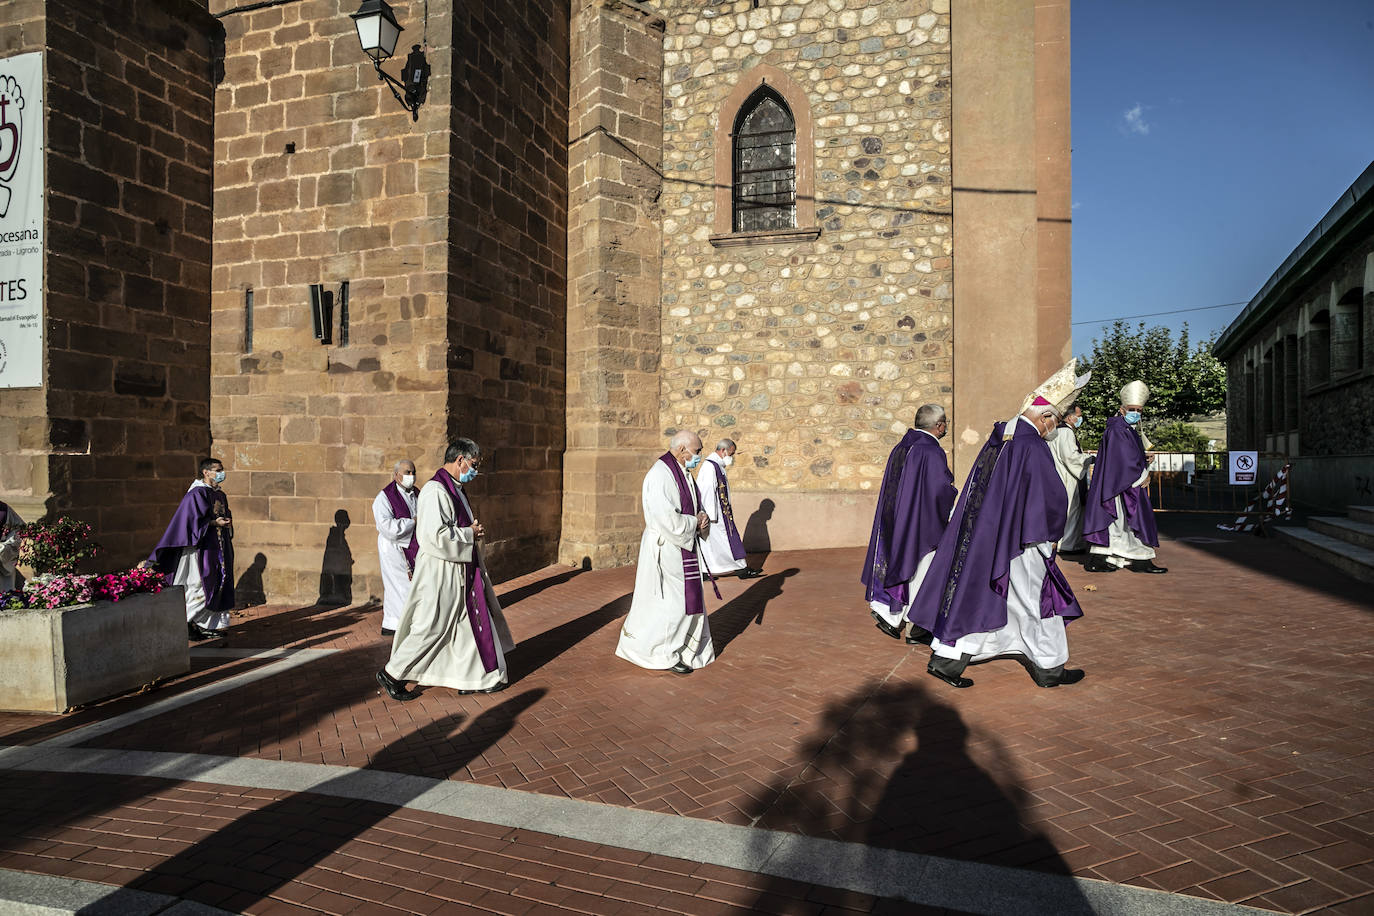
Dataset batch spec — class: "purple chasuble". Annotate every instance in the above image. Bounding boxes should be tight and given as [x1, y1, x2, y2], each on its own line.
[1083, 415, 1159, 548]
[382, 481, 420, 573]
[657, 453, 708, 615]
[712, 461, 747, 561]
[148, 484, 236, 613]
[861, 430, 956, 613]
[906, 418, 1082, 644]
[431, 468, 500, 673]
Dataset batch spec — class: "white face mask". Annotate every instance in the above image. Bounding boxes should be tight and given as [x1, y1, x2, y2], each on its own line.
[401, 474, 415, 489]
[721, 455, 734, 467]
[1044, 426, 1060, 441]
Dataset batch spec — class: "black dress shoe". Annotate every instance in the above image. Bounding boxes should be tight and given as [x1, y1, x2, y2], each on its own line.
[375, 668, 419, 702]
[380, 628, 395, 637]
[871, 612, 903, 641]
[669, 661, 694, 674]
[739, 567, 765, 579]
[188, 623, 222, 641]
[458, 681, 509, 695]
[905, 626, 933, 646]
[926, 664, 973, 689]
[1084, 559, 1118, 573]
[1035, 668, 1086, 688]
[1129, 560, 1168, 574]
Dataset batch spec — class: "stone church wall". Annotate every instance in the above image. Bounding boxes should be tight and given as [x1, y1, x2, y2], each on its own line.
[0, 0, 217, 568]
[656, 0, 953, 541]
[209, 0, 567, 603]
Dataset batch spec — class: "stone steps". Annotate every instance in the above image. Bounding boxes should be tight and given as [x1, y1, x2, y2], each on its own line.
[1348, 505, 1374, 524]
[1275, 526, 1374, 585]
[1308, 516, 1374, 550]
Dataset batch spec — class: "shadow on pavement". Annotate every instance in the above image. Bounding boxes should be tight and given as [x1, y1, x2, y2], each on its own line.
[746, 681, 1092, 913]
[496, 564, 587, 609]
[507, 592, 632, 686]
[707, 568, 799, 656]
[1157, 513, 1372, 606]
[122, 688, 546, 910]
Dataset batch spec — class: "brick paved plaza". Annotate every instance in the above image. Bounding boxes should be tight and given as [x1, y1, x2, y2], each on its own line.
[0, 517, 1370, 915]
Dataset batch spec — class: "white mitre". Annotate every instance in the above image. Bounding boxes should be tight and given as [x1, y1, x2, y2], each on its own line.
[1120, 380, 1150, 406]
[1019, 358, 1092, 416]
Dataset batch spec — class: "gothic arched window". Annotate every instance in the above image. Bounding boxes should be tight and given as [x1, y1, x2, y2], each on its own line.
[732, 89, 796, 233]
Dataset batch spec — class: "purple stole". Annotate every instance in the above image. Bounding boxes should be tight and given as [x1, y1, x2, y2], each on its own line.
[430, 468, 500, 673]
[657, 453, 713, 615]
[381, 481, 419, 573]
[712, 463, 748, 561]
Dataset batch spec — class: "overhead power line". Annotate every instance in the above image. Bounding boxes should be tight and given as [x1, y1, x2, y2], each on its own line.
[1071, 301, 1248, 327]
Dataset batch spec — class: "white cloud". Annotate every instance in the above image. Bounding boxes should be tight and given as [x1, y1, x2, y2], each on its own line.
[1122, 103, 1150, 136]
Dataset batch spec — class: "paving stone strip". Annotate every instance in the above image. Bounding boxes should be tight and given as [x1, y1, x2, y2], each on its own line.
[0, 744, 1272, 916]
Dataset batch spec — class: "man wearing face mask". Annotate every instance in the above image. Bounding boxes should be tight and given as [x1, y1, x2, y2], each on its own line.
[861, 404, 956, 643]
[907, 363, 1088, 689]
[695, 439, 763, 580]
[376, 439, 516, 701]
[1083, 381, 1167, 574]
[372, 459, 420, 636]
[146, 457, 236, 641]
[616, 430, 717, 674]
[1048, 404, 1091, 554]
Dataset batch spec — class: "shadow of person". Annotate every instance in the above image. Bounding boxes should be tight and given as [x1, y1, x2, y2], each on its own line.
[123, 688, 547, 911]
[234, 552, 268, 608]
[496, 564, 588, 609]
[742, 497, 775, 569]
[745, 682, 1092, 912]
[707, 568, 798, 656]
[317, 509, 353, 607]
[506, 592, 633, 686]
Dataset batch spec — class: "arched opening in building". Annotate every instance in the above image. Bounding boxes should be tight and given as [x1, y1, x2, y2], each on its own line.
[1332, 287, 1364, 375]
[732, 88, 797, 233]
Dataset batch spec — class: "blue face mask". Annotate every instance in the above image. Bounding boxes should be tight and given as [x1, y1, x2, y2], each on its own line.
[1123, 411, 1141, 425]
[212, 470, 226, 484]
[459, 467, 478, 484]
[685, 453, 702, 470]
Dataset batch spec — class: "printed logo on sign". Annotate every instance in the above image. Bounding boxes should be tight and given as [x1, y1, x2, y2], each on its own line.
[0, 74, 24, 219]
[0, 337, 7, 376]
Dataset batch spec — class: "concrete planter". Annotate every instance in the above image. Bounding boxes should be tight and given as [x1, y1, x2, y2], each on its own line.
[0, 588, 190, 714]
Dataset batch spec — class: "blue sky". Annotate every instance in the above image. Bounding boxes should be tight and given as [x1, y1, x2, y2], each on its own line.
[1071, 0, 1374, 357]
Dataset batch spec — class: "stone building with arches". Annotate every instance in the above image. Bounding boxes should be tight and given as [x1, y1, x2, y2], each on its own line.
[0, 0, 1072, 603]
[1214, 160, 1374, 510]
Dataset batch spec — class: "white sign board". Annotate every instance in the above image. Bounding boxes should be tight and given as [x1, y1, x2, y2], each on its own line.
[1229, 450, 1258, 485]
[0, 52, 43, 389]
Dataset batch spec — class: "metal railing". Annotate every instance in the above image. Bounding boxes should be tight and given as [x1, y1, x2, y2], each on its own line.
[1084, 451, 1289, 514]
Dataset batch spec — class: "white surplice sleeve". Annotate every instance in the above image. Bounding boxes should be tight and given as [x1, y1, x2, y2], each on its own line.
[645, 463, 698, 550]
[696, 460, 722, 523]
[1051, 433, 1089, 480]
[0, 508, 23, 572]
[372, 490, 416, 543]
[416, 483, 474, 563]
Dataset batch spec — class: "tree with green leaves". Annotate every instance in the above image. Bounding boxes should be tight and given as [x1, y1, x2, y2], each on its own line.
[1075, 321, 1226, 449]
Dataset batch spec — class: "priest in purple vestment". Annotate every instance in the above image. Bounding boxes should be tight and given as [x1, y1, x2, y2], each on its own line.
[377, 439, 516, 701]
[861, 404, 956, 643]
[372, 458, 420, 636]
[908, 363, 1089, 689]
[1083, 380, 1167, 574]
[146, 457, 235, 641]
[696, 438, 762, 579]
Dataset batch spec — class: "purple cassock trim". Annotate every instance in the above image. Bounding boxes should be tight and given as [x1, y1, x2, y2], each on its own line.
[1083, 415, 1160, 548]
[714, 465, 748, 561]
[148, 486, 235, 612]
[657, 453, 708, 615]
[431, 468, 499, 673]
[382, 481, 419, 573]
